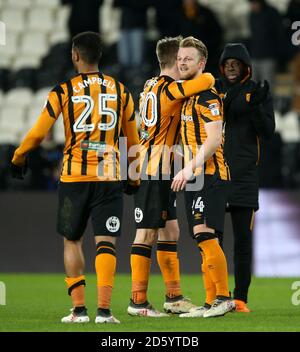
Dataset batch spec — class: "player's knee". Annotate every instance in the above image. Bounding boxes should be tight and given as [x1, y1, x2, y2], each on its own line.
[63, 237, 83, 247]
[94, 235, 116, 246]
[193, 224, 212, 234]
[194, 229, 218, 244]
[134, 229, 158, 246]
[158, 220, 179, 241]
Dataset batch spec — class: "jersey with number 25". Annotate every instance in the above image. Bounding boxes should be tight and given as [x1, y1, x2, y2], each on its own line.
[13, 72, 139, 182]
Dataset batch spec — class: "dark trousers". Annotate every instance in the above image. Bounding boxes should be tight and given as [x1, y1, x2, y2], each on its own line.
[229, 206, 254, 303]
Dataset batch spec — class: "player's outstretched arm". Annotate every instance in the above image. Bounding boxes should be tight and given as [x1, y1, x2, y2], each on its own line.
[166, 72, 215, 100]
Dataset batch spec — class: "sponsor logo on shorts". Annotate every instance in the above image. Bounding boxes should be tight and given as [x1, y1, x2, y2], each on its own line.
[106, 216, 120, 233]
[161, 211, 167, 221]
[134, 208, 143, 223]
[194, 213, 202, 220]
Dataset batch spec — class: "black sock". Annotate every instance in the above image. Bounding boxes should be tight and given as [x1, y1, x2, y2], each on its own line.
[97, 308, 111, 316]
[74, 306, 87, 314]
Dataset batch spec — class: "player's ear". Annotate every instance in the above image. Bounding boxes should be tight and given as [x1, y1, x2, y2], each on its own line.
[72, 47, 80, 62]
[199, 58, 206, 71]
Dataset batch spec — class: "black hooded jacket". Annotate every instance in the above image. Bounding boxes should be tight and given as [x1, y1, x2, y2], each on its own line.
[215, 43, 275, 209]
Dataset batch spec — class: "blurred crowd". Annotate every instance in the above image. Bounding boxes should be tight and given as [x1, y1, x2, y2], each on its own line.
[1, 0, 300, 191]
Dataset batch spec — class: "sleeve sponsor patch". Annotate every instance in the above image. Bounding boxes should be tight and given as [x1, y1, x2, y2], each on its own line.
[208, 103, 220, 116]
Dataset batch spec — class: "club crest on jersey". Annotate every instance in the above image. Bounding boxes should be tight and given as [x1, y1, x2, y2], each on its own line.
[134, 208, 143, 223]
[208, 103, 220, 116]
[106, 216, 120, 233]
[140, 129, 150, 140]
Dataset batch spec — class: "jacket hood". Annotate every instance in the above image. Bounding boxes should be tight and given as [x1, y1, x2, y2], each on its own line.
[219, 43, 252, 80]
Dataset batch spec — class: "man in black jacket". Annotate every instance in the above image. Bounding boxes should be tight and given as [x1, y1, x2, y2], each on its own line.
[215, 43, 275, 312]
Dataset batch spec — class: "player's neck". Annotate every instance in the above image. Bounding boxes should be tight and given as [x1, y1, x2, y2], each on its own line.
[77, 63, 99, 74]
[194, 69, 203, 78]
[160, 67, 179, 81]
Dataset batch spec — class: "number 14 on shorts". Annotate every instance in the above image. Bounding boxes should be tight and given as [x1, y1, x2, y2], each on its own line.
[192, 197, 205, 214]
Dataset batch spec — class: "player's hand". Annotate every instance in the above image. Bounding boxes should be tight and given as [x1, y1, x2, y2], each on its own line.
[10, 160, 28, 180]
[171, 166, 194, 192]
[249, 80, 269, 106]
[122, 179, 140, 195]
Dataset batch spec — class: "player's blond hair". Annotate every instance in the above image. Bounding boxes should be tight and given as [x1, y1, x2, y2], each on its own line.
[156, 36, 183, 69]
[180, 36, 208, 61]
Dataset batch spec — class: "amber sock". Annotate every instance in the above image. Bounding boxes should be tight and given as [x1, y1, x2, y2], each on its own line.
[157, 241, 182, 299]
[199, 249, 216, 305]
[95, 241, 116, 309]
[64, 275, 86, 308]
[196, 235, 229, 297]
[131, 243, 152, 304]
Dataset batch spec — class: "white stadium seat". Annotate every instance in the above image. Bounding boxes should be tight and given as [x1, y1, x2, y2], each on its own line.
[0, 106, 26, 133]
[34, 87, 52, 108]
[0, 130, 20, 145]
[54, 5, 70, 31]
[0, 32, 19, 59]
[53, 115, 65, 145]
[4, 0, 33, 10]
[3, 88, 33, 108]
[49, 30, 69, 46]
[12, 55, 41, 70]
[27, 8, 54, 33]
[33, 0, 60, 9]
[1, 9, 25, 33]
[27, 105, 44, 127]
[0, 106, 30, 144]
[281, 111, 300, 143]
[20, 32, 48, 58]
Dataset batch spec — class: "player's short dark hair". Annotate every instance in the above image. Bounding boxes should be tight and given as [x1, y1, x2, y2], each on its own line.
[72, 31, 102, 64]
[180, 36, 208, 62]
[156, 36, 183, 69]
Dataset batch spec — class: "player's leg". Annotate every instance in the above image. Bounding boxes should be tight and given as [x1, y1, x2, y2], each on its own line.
[231, 206, 254, 312]
[57, 182, 90, 323]
[94, 235, 120, 323]
[158, 219, 181, 301]
[91, 181, 123, 324]
[180, 177, 235, 318]
[128, 180, 168, 317]
[158, 212, 196, 313]
[179, 190, 214, 317]
[157, 189, 183, 306]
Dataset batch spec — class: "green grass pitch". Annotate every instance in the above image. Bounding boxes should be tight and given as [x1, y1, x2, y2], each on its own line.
[0, 273, 299, 332]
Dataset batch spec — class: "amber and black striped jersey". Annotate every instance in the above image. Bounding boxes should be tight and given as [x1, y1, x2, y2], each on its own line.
[181, 88, 229, 180]
[12, 72, 139, 182]
[138, 73, 214, 177]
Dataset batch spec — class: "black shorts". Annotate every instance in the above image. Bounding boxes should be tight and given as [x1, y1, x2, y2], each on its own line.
[57, 181, 123, 241]
[184, 175, 229, 236]
[134, 180, 177, 229]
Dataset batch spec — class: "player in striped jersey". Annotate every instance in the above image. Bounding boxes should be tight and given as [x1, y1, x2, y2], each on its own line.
[128, 36, 215, 317]
[171, 37, 235, 318]
[11, 32, 139, 324]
